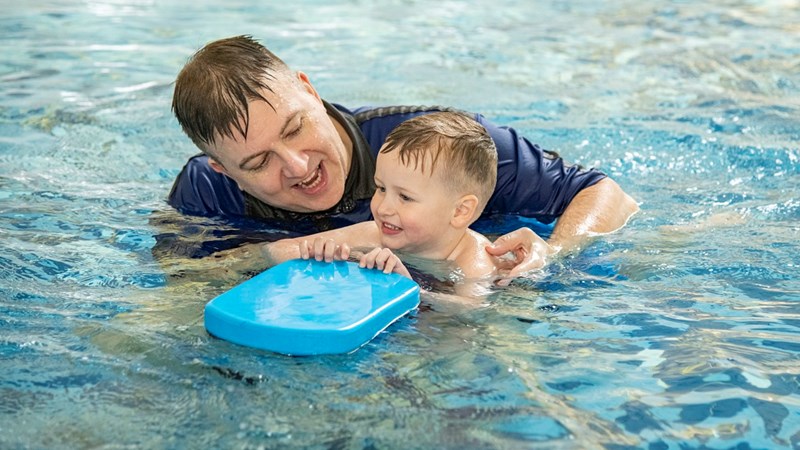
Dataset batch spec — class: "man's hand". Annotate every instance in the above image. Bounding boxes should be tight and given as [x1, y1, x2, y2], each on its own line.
[487, 177, 638, 282]
[298, 237, 351, 262]
[261, 240, 299, 267]
[486, 227, 554, 280]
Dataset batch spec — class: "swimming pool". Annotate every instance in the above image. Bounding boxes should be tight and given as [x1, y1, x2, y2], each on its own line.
[2, 0, 799, 448]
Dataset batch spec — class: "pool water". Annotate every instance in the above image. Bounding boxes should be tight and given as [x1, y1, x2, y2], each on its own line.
[2, 1, 799, 448]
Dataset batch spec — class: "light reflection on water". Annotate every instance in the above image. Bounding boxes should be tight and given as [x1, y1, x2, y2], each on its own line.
[1, 0, 799, 448]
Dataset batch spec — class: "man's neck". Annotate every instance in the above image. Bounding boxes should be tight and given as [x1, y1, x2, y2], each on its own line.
[328, 109, 353, 173]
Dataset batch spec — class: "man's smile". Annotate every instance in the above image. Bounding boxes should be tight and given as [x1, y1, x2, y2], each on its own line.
[293, 163, 325, 193]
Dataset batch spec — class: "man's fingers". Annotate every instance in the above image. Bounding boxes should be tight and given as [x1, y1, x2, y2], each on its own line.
[323, 238, 338, 262]
[338, 243, 351, 261]
[486, 227, 536, 256]
[299, 239, 311, 260]
[312, 238, 325, 261]
[509, 253, 547, 278]
[485, 233, 516, 255]
[494, 257, 518, 271]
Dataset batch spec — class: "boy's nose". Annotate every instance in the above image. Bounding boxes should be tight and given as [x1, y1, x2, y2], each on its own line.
[375, 197, 394, 216]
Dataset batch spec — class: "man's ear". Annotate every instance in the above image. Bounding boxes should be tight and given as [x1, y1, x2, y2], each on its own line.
[296, 71, 321, 101]
[451, 194, 479, 228]
[208, 158, 227, 175]
[208, 157, 245, 191]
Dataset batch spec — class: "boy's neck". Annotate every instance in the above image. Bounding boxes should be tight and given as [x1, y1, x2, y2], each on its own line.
[441, 229, 474, 262]
[413, 228, 496, 279]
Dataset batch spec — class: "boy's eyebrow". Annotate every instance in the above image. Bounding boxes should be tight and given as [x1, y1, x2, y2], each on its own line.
[238, 112, 298, 169]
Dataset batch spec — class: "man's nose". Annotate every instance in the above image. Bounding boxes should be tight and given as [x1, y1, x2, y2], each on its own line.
[279, 148, 308, 178]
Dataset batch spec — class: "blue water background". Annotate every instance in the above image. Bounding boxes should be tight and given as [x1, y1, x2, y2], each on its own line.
[1, 1, 799, 448]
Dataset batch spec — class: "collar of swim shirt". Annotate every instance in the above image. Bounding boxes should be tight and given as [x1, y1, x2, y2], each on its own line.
[243, 100, 377, 224]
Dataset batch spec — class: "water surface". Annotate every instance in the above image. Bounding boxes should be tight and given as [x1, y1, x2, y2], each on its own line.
[1, 1, 799, 448]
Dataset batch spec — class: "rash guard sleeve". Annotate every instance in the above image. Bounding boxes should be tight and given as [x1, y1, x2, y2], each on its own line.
[167, 154, 246, 218]
[476, 114, 606, 223]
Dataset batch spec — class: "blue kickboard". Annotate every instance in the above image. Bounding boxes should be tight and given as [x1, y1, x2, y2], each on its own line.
[204, 259, 420, 356]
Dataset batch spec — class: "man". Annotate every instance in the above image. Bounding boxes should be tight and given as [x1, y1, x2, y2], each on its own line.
[169, 35, 638, 276]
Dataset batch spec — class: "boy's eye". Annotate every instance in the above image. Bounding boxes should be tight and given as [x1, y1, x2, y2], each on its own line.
[399, 193, 412, 201]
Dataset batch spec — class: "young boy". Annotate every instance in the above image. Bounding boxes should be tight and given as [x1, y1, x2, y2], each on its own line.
[263, 111, 550, 282]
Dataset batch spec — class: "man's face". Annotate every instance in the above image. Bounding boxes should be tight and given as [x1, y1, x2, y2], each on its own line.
[206, 72, 352, 213]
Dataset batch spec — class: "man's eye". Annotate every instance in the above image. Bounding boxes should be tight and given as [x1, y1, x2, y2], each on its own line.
[251, 154, 271, 171]
[286, 118, 303, 137]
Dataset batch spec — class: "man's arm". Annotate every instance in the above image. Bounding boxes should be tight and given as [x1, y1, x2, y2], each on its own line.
[487, 177, 638, 277]
[263, 221, 381, 266]
[548, 177, 639, 252]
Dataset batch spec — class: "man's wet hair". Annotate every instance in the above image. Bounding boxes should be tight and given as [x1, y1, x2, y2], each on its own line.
[172, 35, 290, 156]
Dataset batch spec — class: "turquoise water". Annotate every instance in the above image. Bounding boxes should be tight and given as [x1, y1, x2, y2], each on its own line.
[2, 1, 799, 448]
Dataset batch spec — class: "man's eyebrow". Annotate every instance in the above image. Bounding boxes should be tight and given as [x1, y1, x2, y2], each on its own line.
[237, 112, 298, 170]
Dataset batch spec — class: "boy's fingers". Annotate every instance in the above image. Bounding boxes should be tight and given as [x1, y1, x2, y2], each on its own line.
[360, 248, 380, 269]
[383, 257, 396, 274]
[374, 248, 390, 270]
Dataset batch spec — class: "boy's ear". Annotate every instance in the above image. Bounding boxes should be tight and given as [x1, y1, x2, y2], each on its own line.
[451, 194, 479, 228]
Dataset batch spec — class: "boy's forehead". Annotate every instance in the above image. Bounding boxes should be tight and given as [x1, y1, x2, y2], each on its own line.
[376, 148, 437, 176]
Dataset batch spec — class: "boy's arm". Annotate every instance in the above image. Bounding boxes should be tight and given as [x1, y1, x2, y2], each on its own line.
[262, 221, 381, 266]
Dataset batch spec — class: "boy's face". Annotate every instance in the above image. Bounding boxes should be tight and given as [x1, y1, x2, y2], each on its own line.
[205, 72, 352, 213]
[370, 150, 460, 258]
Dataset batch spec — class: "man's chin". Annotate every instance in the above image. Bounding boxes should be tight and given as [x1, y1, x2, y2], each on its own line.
[281, 192, 342, 214]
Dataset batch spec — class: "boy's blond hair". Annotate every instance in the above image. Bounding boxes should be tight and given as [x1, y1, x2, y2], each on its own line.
[380, 111, 498, 217]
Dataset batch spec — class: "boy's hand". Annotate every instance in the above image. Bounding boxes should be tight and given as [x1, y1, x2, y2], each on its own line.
[359, 248, 412, 279]
[299, 237, 351, 262]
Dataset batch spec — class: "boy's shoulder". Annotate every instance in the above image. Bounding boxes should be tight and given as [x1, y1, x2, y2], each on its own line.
[457, 230, 499, 279]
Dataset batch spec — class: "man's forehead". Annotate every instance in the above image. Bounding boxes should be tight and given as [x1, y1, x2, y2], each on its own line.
[222, 97, 298, 143]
